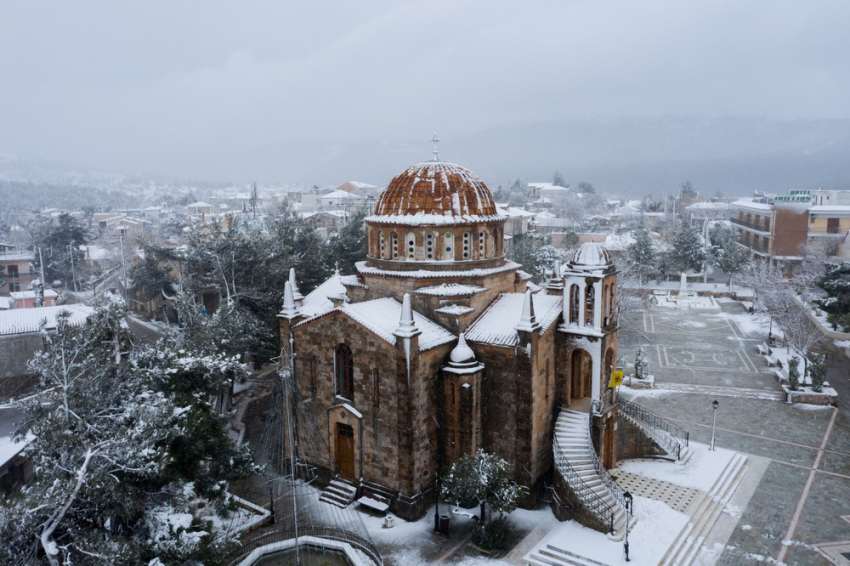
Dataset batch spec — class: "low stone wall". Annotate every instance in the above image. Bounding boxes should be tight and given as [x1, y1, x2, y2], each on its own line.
[782, 386, 839, 406]
[616, 415, 666, 461]
[550, 470, 609, 533]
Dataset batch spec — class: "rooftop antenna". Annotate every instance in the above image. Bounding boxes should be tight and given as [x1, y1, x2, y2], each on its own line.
[431, 132, 441, 161]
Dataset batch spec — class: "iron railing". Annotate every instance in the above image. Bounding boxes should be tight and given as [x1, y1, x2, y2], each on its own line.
[552, 435, 615, 534]
[616, 398, 689, 460]
[226, 525, 383, 566]
[585, 415, 628, 517]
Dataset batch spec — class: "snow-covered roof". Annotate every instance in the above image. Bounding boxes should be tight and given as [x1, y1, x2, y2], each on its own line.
[0, 297, 10, 310]
[0, 304, 94, 335]
[356, 260, 520, 280]
[809, 205, 850, 215]
[570, 243, 612, 268]
[187, 201, 213, 208]
[415, 283, 486, 297]
[339, 274, 368, 289]
[0, 407, 28, 467]
[731, 199, 773, 212]
[0, 252, 34, 262]
[299, 272, 348, 317]
[298, 297, 455, 351]
[10, 290, 59, 300]
[686, 202, 730, 210]
[496, 206, 536, 218]
[435, 304, 475, 316]
[365, 212, 504, 226]
[319, 190, 360, 200]
[466, 293, 562, 347]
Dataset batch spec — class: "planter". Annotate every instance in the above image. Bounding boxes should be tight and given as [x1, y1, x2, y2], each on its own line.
[626, 374, 655, 389]
[781, 384, 838, 406]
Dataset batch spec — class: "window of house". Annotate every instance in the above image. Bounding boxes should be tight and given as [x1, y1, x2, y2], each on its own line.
[810, 216, 816, 224]
[334, 344, 353, 400]
[7, 265, 18, 278]
[828, 218, 840, 234]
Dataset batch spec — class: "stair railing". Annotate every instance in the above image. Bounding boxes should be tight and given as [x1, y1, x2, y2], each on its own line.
[552, 435, 615, 534]
[616, 397, 689, 460]
[586, 414, 628, 517]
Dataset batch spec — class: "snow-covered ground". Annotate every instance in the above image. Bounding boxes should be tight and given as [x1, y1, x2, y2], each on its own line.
[616, 442, 734, 491]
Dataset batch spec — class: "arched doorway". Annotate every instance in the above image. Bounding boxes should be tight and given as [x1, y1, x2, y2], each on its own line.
[570, 349, 592, 401]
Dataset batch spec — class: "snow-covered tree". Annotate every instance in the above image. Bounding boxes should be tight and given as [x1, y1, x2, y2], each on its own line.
[807, 353, 827, 393]
[534, 244, 568, 277]
[816, 261, 850, 332]
[627, 215, 656, 286]
[441, 450, 519, 526]
[552, 171, 568, 188]
[1, 301, 255, 565]
[669, 217, 705, 273]
[788, 356, 801, 391]
[508, 232, 545, 277]
[714, 229, 750, 286]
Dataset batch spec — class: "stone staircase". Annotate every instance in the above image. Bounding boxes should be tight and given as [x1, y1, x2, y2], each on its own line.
[660, 452, 748, 565]
[319, 477, 358, 508]
[524, 543, 613, 566]
[549, 409, 630, 540]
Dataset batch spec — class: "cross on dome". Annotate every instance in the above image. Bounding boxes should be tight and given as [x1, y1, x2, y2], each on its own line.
[430, 132, 441, 161]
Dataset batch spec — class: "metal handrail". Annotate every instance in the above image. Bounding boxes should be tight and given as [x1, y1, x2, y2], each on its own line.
[585, 415, 628, 515]
[552, 434, 615, 534]
[616, 398, 689, 460]
[227, 526, 383, 566]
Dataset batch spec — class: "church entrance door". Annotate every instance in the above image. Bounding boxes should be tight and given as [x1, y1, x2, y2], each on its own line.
[335, 423, 355, 478]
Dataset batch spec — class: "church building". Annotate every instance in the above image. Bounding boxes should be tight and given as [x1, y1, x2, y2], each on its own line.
[278, 159, 629, 525]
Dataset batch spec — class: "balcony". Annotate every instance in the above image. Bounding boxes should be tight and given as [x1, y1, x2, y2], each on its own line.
[731, 217, 771, 233]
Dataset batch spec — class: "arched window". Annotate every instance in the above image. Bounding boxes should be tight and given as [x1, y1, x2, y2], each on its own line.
[585, 286, 595, 327]
[462, 232, 471, 259]
[406, 232, 416, 260]
[426, 232, 435, 260]
[334, 344, 353, 399]
[569, 285, 580, 324]
[444, 232, 454, 261]
[379, 231, 386, 258]
[391, 232, 399, 259]
[478, 231, 486, 258]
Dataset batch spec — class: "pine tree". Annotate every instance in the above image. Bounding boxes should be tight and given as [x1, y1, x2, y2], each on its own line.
[627, 215, 656, 286]
[1, 301, 255, 565]
[669, 217, 705, 273]
[808, 353, 827, 393]
[714, 229, 750, 285]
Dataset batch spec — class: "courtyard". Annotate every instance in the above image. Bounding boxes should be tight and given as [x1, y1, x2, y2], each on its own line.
[617, 299, 850, 565]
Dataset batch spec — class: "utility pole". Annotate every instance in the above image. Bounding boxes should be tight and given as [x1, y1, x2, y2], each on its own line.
[119, 232, 128, 303]
[37, 246, 46, 307]
[68, 244, 78, 293]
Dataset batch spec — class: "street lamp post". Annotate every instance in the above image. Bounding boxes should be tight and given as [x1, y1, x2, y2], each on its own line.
[710, 399, 719, 451]
[768, 317, 773, 346]
[623, 491, 633, 562]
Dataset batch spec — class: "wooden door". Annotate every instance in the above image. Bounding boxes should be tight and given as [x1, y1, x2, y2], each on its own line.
[336, 423, 355, 478]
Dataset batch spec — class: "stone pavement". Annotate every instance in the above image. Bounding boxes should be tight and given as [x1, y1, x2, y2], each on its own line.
[619, 301, 850, 565]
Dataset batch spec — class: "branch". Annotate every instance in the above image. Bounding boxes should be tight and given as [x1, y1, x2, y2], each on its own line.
[40, 448, 96, 566]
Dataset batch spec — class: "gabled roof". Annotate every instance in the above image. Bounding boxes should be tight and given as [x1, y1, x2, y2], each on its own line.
[465, 293, 562, 347]
[296, 297, 455, 352]
[300, 272, 348, 317]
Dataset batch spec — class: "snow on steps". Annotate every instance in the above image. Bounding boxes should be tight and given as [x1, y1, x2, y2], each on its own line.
[319, 478, 358, 508]
[552, 409, 632, 543]
[659, 452, 748, 566]
[525, 543, 613, 566]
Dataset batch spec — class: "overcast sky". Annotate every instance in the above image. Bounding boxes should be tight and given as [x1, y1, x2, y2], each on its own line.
[2, 1, 849, 181]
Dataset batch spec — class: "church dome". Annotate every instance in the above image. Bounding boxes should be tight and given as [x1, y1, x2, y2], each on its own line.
[371, 162, 499, 223]
[570, 243, 612, 267]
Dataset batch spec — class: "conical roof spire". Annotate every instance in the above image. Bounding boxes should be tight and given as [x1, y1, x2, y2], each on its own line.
[279, 281, 301, 320]
[515, 289, 541, 332]
[394, 293, 420, 338]
[289, 267, 304, 302]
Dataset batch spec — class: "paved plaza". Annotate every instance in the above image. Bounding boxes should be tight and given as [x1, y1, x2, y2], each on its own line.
[619, 300, 850, 565]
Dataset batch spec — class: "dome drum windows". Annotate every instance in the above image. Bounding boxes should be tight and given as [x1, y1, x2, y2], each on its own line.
[462, 232, 470, 259]
[379, 231, 386, 259]
[406, 232, 416, 260]
[391, 232, 399, 259]
[426, 232, 435, 260]
[478, 231, 486, 259]
[444, 232, 453, 261]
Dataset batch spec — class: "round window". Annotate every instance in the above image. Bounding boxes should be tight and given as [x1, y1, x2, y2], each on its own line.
[446, 247, 452, 252]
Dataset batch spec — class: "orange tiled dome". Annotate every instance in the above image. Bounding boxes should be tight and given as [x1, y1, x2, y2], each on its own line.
[373, 162, 498, 220]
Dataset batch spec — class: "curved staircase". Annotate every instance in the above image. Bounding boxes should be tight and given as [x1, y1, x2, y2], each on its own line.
[551, 409, 630, 541]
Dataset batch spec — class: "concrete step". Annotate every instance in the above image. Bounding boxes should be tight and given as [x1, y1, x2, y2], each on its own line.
[540, 544, 614, 566]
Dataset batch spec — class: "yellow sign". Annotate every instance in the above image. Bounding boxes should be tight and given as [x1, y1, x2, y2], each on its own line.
[608, 370, 624, 389]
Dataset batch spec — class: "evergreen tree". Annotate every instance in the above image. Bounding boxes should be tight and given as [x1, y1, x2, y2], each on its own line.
[669, 217, 705, 273]
[626, 215, 656, 286]
[507, 233, 545, 277]
[2, 301, 254, 565]
[30, 212, 88, 286]
[131, 242, 178, 301]
[714, 229, 750, 285]
[788, 356, 801, 391]
[816, 262, 850, 332]
[576, 181, 595, 194]
[807, 353, 827, 393]
[441, 450, 519, 526]
[327, 209, 368, 275]
[552, 171, 567, 188]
